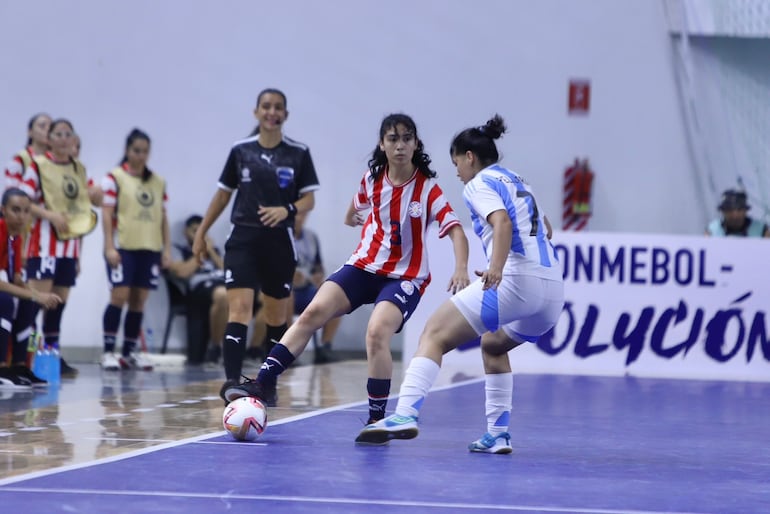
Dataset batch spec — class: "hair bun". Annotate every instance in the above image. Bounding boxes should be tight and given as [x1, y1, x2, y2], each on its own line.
[479, 114, 507, 140]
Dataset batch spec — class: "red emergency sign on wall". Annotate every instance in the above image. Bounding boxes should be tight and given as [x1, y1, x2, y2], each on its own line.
[568, 79, 591, 115]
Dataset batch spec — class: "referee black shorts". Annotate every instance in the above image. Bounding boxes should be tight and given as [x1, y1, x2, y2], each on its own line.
[225, 225, 297, 299]
[223, 225, 297, 299]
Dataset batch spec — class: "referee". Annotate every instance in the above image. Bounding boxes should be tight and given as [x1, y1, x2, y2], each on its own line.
[192, 88, 320, 400]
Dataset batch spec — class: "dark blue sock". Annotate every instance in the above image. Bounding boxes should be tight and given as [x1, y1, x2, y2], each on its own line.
[223, 322, 248, 380]
[11, 299, 37, 364]
[42, 303, 65, 349]
[257, 343, 295, 388]
[367, 378, 391, 422]
[0, 292, 13, 364]
[103, 304, 122, 353]
[123, 311, 143, 356]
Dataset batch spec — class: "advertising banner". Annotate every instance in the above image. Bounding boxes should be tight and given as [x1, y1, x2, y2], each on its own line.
[404, 230, 770, 382]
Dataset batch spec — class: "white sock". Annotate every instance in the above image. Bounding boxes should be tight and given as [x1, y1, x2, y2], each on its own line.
[485, 372, 512, 437]
[394, 357, 440, 418]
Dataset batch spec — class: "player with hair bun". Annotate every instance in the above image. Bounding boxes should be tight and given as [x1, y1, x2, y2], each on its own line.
[357, 114, 565, 453]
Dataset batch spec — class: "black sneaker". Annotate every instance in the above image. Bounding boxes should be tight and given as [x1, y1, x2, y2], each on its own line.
[219, 378, 239, 405]
[60, 358, 79, 378]
[9, 365, 48, 388]
[0, 367, 33, 390]
[205, 344, 222, 364]
[313, 344, 335, 364]
[224, 377, 277, 407]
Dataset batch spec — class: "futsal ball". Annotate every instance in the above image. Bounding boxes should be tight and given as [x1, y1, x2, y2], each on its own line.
[222, 397, 268, 442]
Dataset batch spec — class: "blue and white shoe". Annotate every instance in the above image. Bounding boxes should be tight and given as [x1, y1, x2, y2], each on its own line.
[355, 414, 419, 445]
[468, 432, 512, 454]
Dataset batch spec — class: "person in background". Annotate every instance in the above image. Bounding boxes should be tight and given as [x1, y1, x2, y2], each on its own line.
[4, 113, 51, 190]
[100, 128, 171, 371]
[225, 113, 470, 441]
[21, 118, 101, 378]
[191, 88, 320, 400]
[0, 188, 62, 389]
[357, 115, 565, 453]
[168, 214, 228, 365]
[705, 189, 769, 237]
[2, 113, 52, 379]
[290, 210, 341, 364]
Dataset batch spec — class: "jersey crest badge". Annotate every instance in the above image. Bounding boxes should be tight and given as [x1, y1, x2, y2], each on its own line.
[400, 281, 415, 296]
[408, 201, 422, 218]
[241, 167, 251, 183]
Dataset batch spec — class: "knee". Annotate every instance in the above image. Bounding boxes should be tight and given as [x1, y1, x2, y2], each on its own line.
[481, 331, 513, 356]
[212, 287, 228, 308]
[227, 297, 252, 321]
[365, 323, 393, 353]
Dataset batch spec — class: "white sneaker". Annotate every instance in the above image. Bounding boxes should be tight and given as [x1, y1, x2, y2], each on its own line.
[119, 352, 154, 371]
[100, 352, 121, 371]
[468, 432, 513, 454]
[355, 414, 419, 445]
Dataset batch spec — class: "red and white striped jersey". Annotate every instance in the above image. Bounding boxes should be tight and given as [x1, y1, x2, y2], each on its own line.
[4, 147, 37, 190]
[346, 168, 461, 293]
[20, 153, 93, 259]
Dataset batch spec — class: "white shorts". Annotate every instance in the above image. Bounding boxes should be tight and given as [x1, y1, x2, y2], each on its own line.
[451, 274, 564, 342]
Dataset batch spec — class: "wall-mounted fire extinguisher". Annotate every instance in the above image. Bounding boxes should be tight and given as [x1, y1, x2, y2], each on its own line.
[562, 158, 594, 231]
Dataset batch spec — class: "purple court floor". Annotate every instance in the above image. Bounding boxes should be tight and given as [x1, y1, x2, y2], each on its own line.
[1, 374, 767, 513]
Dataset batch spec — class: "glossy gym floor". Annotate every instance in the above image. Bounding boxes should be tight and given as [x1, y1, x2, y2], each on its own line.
[0, 353, 767, 513]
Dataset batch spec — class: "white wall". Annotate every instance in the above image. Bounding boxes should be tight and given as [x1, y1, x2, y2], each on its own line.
[0, 0, 699, 353]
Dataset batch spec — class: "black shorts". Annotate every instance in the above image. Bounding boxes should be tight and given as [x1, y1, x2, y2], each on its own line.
[189, 278, 226, 308]
[224, 225, 297, 299]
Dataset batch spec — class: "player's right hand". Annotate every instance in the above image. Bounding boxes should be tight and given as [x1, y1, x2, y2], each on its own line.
[49, 212, 69, 234]
[105, 248, 121, 268]
[35, 292, 63, 309]
[192, 235, 208, 265]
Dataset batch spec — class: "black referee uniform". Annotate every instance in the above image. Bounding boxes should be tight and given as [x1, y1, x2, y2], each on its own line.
[218, 135, 320, 298]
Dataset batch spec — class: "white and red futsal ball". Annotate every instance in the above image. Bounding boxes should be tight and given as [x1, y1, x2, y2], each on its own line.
[223, 397, 268, 441]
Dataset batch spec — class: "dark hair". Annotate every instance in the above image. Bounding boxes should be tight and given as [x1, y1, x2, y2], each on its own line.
[367, 113, 436, 181]
[48, 118, 75, 137]
[120, 128, 153, 182]
[719, 189, 749, 211]
[185, 214, 203, 228]
[248, 88, 288, 136]
[2, 187, 29, 206]
[26, 113, 51, 146]
[450, 114, 507, 168]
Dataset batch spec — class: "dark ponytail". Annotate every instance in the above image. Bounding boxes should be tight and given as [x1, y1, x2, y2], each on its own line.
[450, 114, 507, 168]
[120, 128, 153, 182]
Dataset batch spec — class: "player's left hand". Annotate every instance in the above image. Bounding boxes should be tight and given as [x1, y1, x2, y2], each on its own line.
[475, 268, 502, 291]
[258, 205, 289, 227]
[447, 270, 470, 294]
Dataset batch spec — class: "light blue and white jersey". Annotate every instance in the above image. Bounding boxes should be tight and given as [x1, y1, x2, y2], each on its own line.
[463, 164, 561, 280]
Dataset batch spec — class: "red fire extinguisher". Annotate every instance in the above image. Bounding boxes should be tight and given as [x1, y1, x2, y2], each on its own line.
[562, 159, 594, 231]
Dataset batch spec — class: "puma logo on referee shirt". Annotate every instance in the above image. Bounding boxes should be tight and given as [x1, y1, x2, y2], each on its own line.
[260, 153, 273, 164]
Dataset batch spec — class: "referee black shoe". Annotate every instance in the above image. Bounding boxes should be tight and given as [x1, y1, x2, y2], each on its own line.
[219, 378, 239, 406]
[225, 377, 277, 407]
